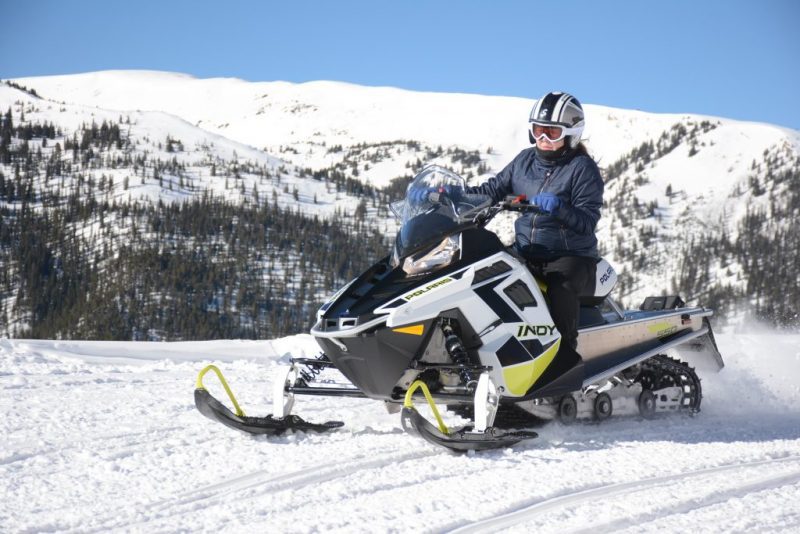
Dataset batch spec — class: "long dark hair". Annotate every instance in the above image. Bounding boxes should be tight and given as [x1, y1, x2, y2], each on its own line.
[572, 141, 590, 157]
[535, 139, 593, 162]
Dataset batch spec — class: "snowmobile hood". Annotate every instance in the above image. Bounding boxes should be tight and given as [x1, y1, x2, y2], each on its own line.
[317, 226, 507, 328]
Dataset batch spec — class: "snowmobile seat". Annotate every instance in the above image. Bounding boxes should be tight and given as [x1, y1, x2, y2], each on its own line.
[579, 257, 616, 304]
[578, 305, 607, 328]
[577, 258, 617, 327]
[579, 294, 606, 307]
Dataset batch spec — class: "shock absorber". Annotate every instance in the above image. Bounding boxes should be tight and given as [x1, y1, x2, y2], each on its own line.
[441, 321, 475, 388]
[296, 353, 331, 386]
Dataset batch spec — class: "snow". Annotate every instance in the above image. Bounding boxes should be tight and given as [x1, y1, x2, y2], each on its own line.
[2, 332, 800, 532]
[16, 70, 799, 179]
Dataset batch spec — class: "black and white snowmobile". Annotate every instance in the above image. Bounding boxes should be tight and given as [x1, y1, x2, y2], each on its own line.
[194, 165, 725, 452]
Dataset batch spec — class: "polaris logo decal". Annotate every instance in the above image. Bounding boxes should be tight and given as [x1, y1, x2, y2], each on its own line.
[599, 265, 614, 285]
[403, 277, 454, 301]
[516, 324, 557, 338]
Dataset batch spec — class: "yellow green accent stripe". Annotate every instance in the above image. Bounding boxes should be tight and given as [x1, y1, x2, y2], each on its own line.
[647, 322, 679, 338]
[502, 339, 561, 396]
[404, 380, 449, 434]
[536, 278, 548, 292]
[647, 322, 672, 333]
[195, 364, 246, 417]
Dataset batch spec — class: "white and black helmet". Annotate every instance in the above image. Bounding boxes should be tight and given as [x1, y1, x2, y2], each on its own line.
[528, 91, 585, 149]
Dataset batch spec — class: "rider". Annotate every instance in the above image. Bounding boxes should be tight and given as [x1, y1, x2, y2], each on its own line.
[466, 91, 604, 360]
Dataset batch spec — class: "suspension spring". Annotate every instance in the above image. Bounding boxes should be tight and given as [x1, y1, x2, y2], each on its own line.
[298, 353, 330, 385]
[441, 321, 475, 387]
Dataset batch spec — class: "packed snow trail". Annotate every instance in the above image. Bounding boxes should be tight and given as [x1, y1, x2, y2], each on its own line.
[451, 455, 800, 533]
[1, 333, 799, 532]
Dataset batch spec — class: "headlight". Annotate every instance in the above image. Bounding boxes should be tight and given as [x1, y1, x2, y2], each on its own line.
[402, 235, 460, 276]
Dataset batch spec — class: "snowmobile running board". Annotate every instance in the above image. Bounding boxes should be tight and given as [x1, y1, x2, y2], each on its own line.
[194, 365, 343, 436]
[400, 380, 538, 452]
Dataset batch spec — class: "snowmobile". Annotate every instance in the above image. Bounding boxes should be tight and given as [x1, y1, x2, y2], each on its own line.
[194, 165, 725, 452]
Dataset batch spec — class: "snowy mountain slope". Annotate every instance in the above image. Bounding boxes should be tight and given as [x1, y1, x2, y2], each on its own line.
[0, 83, 366, 220]
[12, 70, 800, 248]
[2, 333, 799, 532]
[3, 71, 800, 336]
[13, 71, 798, 180]
[10, 71, 800, 252]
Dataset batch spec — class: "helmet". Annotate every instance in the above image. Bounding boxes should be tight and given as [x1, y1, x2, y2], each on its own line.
[528, 91, 585, 149]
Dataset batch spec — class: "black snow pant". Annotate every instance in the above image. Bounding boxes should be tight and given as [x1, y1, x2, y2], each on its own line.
[527, 255, 597, 352]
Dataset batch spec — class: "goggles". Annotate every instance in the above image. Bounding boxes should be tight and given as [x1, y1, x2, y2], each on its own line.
[530, 121, 583, 143]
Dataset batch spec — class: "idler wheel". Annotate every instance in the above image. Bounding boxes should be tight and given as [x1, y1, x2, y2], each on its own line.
[593, 393, 613, 421]
[638, 390, 657, 419]
[557, 395, 577, 424]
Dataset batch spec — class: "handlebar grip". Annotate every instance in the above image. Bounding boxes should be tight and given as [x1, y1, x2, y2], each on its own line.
[500, 201, 541, 213]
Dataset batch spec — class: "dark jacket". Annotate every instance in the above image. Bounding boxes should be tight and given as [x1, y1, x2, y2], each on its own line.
[467, 147, 604, 259]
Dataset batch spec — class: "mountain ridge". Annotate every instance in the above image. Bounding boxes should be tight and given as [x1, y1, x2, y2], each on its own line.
[2, 71, 799, 338]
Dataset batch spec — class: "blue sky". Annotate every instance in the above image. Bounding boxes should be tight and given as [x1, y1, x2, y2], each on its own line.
[2, 0, 799, 130]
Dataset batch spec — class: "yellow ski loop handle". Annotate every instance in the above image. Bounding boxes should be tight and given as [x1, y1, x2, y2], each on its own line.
[196, 365, 246, 417]
[404, 380, 450, 435]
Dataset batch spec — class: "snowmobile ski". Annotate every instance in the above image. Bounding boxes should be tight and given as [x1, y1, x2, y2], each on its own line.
[398, 378, 538, 451]
[194, 365, 343, 435]
[400, 406, 538, 452]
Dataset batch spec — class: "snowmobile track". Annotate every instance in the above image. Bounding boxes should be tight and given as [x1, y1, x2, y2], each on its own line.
[449, 454, 800, 533]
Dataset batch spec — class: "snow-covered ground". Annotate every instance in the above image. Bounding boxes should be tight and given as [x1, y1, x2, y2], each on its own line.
[2, 331, 800, 533]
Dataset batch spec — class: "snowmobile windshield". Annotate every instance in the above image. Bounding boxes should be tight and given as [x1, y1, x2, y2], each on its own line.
[390, 166, 493, 260]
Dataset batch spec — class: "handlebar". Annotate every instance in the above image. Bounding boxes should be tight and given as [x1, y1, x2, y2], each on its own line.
[498, 201, 541, 213]
[471, 195, 543, 226]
